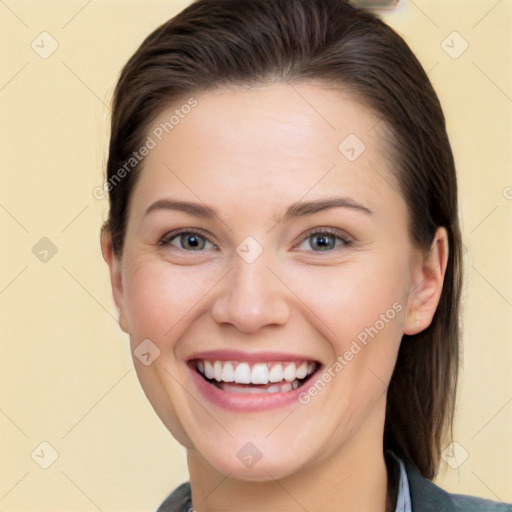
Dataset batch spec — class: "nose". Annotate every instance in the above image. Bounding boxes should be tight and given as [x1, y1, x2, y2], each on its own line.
[210, 254, 292, 333]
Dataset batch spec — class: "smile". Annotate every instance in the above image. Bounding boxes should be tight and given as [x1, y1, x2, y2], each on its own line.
[190, 359, 320, 394]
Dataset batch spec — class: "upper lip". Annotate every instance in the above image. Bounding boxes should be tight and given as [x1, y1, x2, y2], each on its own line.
[186, 349, 321, 363]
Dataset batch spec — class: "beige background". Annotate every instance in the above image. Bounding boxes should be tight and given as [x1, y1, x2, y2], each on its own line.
[1, 0, 511, 510]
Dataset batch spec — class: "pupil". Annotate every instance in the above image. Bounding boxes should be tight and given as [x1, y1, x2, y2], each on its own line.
[183, 234, 202, 250]
[314, 234, 333, 250]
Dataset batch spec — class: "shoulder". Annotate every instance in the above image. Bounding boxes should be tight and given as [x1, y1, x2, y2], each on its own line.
[153, 461, 512, 512]
[402, 456, 512, 512]
[450, 492, 512, 511]
[154, 481, 192, 512]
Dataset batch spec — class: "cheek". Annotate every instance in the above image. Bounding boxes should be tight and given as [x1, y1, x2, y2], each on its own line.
[122, 259, 213, 448]
[123, 259, 213, 343]
[333, 256, 407, 380]
[287, 254, 407, 345]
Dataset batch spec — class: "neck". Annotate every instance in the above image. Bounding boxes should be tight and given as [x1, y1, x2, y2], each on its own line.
[187, 400, 393, 512]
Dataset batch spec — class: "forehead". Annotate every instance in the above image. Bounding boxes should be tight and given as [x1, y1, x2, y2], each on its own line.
[129, 82, 398, 223]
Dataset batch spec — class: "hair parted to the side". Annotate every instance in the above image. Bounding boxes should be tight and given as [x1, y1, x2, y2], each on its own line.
[102, 0, 462, 480]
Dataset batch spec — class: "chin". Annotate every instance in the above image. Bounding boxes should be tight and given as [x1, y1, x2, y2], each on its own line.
[195, 435, 313, 481]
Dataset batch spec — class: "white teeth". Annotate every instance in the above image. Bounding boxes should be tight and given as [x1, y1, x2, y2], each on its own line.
[219, 381, 297, 394]
[296, 362, 308, 379]
[283, 363, 296, 382]
[234, 362, 251, 384]
[196, 359, 318, 385]
[221, 362, 235, 382]
[251, 363, 270, 384]
[204, 361, 214, 379]
[280, 382, 292, 392]
[269, 364, 284, 383]
[213, 361, 223, 381]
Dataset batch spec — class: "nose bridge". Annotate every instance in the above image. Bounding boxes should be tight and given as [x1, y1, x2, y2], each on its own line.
[210, 244, 291, 332]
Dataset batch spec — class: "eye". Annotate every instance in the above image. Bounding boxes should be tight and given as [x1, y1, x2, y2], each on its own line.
[158, 227, 352, 253]
[296, 227, 352, 252]
[158, 229, 216, 252]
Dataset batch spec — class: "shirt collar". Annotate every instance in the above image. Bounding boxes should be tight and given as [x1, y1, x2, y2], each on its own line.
[385, 448, 412, 512]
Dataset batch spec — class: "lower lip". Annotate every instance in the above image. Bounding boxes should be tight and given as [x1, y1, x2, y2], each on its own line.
[188, 364, 323, 412]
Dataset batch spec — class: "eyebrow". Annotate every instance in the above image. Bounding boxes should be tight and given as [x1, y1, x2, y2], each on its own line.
[144, 196, 374, 222]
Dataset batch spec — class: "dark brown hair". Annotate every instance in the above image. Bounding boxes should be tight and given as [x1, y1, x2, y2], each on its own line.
[102, 0, 462, 480]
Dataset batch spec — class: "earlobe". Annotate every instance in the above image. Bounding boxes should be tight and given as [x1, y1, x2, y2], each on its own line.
[100, 228, 130, 334]
[403, 227, 449, 336]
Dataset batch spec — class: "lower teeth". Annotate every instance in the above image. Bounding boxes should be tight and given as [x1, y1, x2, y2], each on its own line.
[212, 379, 301, 394]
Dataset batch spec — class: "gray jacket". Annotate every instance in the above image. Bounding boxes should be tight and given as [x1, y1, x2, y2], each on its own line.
[155, 454, 512, 511]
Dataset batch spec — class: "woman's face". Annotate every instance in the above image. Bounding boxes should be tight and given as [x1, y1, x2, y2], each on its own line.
[102, 82, 445, 480]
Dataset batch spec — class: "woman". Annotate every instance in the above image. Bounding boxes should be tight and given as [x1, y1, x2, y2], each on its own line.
[100, 0, 511, 510]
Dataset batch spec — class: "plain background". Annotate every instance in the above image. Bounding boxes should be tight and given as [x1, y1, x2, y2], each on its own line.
[1, 0, 511, 510]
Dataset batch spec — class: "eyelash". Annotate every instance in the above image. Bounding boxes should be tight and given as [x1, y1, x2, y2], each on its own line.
[157, 227, 352, 253]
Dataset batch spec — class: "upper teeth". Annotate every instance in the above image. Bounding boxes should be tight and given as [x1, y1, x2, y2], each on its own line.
[196, 360, 316, 385]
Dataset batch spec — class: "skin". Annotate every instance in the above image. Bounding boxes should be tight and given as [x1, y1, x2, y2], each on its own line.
[101, 82, 448, 512]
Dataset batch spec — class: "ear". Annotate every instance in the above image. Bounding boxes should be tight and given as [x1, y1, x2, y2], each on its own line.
[403, 227, 449, 336]
[100, 228, 130, 334]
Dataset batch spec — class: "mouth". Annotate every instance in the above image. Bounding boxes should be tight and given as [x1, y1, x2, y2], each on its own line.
[188, 358, 321, 395]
